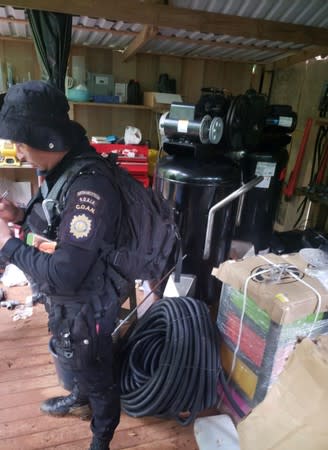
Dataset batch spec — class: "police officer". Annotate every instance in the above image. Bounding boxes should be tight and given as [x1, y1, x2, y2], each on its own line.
[0, 81, 122, 450]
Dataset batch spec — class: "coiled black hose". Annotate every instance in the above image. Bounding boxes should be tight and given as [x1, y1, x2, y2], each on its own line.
[120, 296, 219, 425]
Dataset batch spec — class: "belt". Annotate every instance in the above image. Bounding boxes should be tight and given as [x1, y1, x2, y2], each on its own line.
[48, 294, 91, 305]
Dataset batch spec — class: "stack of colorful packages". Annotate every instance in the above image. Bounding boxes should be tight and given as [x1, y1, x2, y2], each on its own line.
[213, 253, 328, 417]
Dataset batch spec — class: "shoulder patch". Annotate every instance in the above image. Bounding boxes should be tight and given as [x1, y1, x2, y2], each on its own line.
[77, 190, 100, 201]
[69, 214, 92, 239]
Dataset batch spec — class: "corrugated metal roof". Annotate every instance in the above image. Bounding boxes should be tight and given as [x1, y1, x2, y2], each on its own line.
[173, 0, 328, 27]
[0, 2, 327, 65]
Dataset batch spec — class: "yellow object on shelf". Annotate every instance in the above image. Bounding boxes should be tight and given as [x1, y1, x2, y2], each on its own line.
[148, 148, 159, 177]
[148, 148, 168, 177]
[0, 140, 20, 166]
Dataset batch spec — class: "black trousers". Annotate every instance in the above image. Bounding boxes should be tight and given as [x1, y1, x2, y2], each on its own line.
[50, 300, 121, 442]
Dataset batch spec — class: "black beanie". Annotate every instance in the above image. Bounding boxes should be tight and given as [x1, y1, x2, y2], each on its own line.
[0, 80, 86, 151]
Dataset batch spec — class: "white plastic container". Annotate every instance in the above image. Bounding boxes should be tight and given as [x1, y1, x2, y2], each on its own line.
[194, 414, 240, 450]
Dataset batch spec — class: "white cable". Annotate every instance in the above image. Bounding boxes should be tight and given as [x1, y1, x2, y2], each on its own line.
[228, 267, 272, 382]
[259, 254, 322, 337]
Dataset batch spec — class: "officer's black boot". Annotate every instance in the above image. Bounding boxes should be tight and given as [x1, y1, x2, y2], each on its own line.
[40, 384, 91, 419]
[88, 436, 110, 450]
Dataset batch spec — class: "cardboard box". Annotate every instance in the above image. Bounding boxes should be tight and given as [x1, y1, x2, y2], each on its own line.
[143, 91, 182, 109]
[213, 253, 328, 409]
[114, 83, 128, 103]
[213, 253, 328, 325]
[87, 72, 114, 96]
[238, 336, 328, 450]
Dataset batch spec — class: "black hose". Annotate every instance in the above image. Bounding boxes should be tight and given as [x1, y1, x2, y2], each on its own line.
[293, 124, 328, 229]
[120, 296, 219, 425]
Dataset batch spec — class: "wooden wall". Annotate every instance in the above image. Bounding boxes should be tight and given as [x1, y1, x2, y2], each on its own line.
[0, 39, 40, 84]
[0, 39, 260, 196]
[0, 40, 40, 193]
[270, 59, 328, 232]
[0, 39, 259, 146]
[68, 47, 258, 146]
[2, 38, 326, 230]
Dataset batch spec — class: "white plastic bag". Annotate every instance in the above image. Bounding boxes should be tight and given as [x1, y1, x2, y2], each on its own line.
[124, 126, 142, 144]
[1, 264, 28, 287]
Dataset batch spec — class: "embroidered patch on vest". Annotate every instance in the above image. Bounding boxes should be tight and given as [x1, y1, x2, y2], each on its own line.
[69, 214, 92, 239]
[77, 190, 100, 201]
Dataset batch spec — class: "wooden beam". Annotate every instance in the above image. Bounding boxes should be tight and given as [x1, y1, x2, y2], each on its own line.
[139, 49, 259, 65]
[0, 16, 136, 37]
[0, 32, 270, 64]
[154, 34, 298, 55]
[273, 46, 328, 69]
[0, 11, 323, 66]
[123, 24, 157, 61]
[0, 34, 34, 44]
[0, 15, 303, 59]
[0, 33, 123, 51]
[5, 0, 328, 47]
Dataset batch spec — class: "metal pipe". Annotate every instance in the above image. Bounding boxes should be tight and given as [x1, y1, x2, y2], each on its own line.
[235, 193, 245, 227]
[112, 256, 186, 339]
[203, 176, 263, 260]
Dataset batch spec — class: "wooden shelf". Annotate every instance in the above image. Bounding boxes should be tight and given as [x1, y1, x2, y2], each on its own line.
[0, 163, 34, 169]
[68, 101, 159, 148]
[69, 101, 151, 111]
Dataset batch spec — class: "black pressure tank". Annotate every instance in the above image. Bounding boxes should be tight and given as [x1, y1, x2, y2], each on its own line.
[154, 154, 240, 304]
[233, 148, 289, 252]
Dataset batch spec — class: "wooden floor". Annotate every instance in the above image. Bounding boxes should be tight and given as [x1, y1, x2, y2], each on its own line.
[0, 286, 202, 450]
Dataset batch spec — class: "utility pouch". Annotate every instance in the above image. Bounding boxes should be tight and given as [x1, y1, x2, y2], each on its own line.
[71, 304, 97, 369]
[105, 263, 132, 301]
[94, 297, 120, 365]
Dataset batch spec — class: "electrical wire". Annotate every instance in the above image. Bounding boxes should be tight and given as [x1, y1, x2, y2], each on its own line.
[293, 90, 328, 229]
[120, 296, 219, 425]
[293, 124, 328, 228]
[259, 255, 322, 336]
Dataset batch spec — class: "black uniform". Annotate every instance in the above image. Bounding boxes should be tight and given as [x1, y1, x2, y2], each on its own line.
[0, 147, 122, 442]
